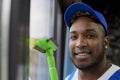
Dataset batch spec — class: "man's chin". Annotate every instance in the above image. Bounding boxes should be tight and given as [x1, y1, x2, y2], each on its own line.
[75, 65, 90, 70]
[75, 63, 97, 71]
[77, 66, 90, 70]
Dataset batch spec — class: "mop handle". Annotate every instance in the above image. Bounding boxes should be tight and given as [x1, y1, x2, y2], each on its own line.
[46, 49, 58, 80]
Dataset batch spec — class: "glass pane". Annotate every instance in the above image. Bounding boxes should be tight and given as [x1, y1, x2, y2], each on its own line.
[30, 0, 52, 39]
[30, 0, 54, 80]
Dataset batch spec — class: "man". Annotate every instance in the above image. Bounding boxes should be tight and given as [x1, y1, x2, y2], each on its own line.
[64, 2, 120, 80]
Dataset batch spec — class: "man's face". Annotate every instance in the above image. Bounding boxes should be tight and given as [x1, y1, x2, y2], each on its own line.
[69, 17, 108, 70]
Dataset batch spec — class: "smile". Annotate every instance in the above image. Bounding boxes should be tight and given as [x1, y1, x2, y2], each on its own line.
[77, 53, 88, 56]
[74, 52, 91, 60]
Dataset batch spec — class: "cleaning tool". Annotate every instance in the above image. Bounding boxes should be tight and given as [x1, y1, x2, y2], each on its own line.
[33, 38, 58, 80]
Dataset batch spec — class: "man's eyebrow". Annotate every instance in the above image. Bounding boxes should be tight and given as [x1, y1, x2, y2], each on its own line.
[85, 29, 97, 33]
[70, 31, 76, 34]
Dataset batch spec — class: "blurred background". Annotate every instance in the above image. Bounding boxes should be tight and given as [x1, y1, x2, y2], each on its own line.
[0, 0, 120, 80]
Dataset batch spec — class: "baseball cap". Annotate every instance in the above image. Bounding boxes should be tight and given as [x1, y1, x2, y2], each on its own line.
[64, 2, 108, 36]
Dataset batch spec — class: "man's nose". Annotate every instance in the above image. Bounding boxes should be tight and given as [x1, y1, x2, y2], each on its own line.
[75, 37, 87, 48]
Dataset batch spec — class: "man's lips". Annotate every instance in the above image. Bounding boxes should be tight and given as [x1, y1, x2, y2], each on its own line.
[73, 51, 91, 60]
[74, 48, 91, 55]
[74, 52, 90, 56]
[73, 48, 91, 57]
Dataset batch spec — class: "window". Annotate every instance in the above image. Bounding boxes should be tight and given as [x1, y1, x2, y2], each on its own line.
[30, 0, 55, 80]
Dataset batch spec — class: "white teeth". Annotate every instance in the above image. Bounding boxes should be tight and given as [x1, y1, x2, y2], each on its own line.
[78, 53, 87, 56]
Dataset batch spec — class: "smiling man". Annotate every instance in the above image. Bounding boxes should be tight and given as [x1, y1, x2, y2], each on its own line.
[64, 2, 120, 80]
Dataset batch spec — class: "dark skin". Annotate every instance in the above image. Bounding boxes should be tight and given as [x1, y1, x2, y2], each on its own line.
[69, 17, 111, 80]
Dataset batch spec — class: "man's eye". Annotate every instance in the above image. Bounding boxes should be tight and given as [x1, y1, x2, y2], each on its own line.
[86, 34, 96, 39]
[70, 36, 77, 40]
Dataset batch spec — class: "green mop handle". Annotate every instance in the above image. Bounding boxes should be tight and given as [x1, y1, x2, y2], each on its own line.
[46, 48, 58, 80]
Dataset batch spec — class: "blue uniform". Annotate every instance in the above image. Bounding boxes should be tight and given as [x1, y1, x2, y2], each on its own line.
[65, 64, 120, 80]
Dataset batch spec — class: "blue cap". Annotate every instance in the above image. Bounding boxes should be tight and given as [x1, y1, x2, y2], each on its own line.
[64, 2, 108, 36]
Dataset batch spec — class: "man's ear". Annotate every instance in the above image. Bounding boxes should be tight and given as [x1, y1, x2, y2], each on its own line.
[104, 37, 109, 49]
